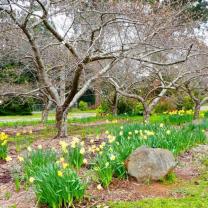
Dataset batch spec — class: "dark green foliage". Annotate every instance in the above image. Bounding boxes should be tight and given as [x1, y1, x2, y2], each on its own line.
[117, 99, 144, 116]
[0, 98, 33, 116]
[78, 89, 95, 106]
[78, 101, 88, 111]
[177, 96, 194, 110]
[204, 111, 208, 118]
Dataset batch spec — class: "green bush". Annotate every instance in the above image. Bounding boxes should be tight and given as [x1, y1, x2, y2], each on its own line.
[117, 98, 134, 115]
[96, 101, 111, 115]
[33, 163, 86, 208]
[177, 96, 194, 110]
[133, 103, 144, 115]
[78, 101, 88, 111]
[0, 98, 33, 116]
[154, 98, 176, 113]
[204, 111, 208, 118]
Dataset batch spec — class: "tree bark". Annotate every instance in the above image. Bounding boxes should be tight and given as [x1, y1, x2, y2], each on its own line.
[193, 101, 200, 120]
[55, 106, 68, 138]
[41, 100, 52, 123]
[143, 105, 150, 124]
[112, 91, 118, 115]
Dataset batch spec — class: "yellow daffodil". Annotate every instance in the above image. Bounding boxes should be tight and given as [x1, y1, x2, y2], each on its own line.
[57, 170, 63, 177]
[16, 132, 21, 137]
[80, 147, 85, 154]
[38, 145, 42, 149]
[29, 177, 35, 183]
[110, 154, 116, 161]
[60, 157, 65, 162]
[160, 123, 164, 128]
[27, 146, 32, 152]
[166, 130, 171, 135]
[18, 155, 24, 162]
[72, 137, 80, 144]
[90, 139, 94, 144]
[5, 156, 12, 161]
[1, 140, 7, 146]
[59, 141, 68, 149]
[0, 132, 8, 140]
[83, 158, 88, 164]
[97, 184, 103, 190]
[135, 130, 139, 134]
[105, 130, 109, 135]
[119, 131, 123, 136]
[128, 132, 132, 135]
[71, 141, 76, 148]
[105, 162, 109, 167]
[62, 162, 68, 169]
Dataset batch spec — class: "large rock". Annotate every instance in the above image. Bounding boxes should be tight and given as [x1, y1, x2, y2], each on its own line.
[126, 146, 176, 182]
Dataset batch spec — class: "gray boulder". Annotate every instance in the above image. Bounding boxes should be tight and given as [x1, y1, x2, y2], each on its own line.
[126, 146, 176, 182]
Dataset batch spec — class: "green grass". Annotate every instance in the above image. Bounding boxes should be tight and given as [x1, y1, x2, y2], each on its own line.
[109, 197, 208, 208]
[109, 177, 208, 208]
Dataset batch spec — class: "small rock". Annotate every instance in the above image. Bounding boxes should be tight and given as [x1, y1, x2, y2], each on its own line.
[126, 146, 176, 182]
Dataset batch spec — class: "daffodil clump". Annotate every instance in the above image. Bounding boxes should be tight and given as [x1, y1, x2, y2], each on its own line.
[32, 163, 86, 208]
[164, 109, 193, 125]
[0, 132, 8, 160]
[166, 109, 193, 115]
[17, 145, 86, 207]
[21, 147, 57, 181]
[94, 123, 206, 188]
[59, 138, 86, 170]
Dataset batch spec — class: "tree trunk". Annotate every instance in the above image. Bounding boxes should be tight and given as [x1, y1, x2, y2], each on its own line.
[55, 106, 68, 138]
[112, 92, 118, 115]
[143, 105, 150, 124]
[193, 102, 200, 120]
[41, 100, 52, 123]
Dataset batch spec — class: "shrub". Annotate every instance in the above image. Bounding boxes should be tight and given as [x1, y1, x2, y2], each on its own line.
[117, 98, 134, 115]
[78, 101, 88, 111]
[0, 97, 33, 116]
[133, 103, 144, 115]
[204, 111, 208, 118]
[0, 132, 8, 160]
[33, 163, 86, 208]
[96, 101, 111, 115]
[154, 98, 176, 114]
[177, 96, 194, 110]
[21, 148, 57, 181]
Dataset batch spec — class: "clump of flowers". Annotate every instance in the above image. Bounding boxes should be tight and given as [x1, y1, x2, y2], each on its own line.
[33, 163, 86, 208]
[0, 132, 9, 160]
[64, 137, 85, 170]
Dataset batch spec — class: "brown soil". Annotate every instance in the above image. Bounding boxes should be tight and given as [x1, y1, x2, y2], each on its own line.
[0, 125, 44, 136]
